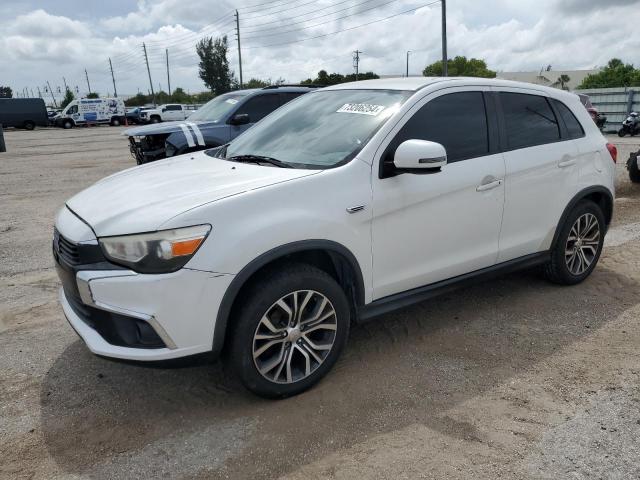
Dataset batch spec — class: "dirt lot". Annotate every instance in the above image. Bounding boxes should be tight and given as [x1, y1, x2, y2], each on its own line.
[1, 126, 640, 479]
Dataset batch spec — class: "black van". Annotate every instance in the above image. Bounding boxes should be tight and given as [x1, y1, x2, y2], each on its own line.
[0, 98, 48, 130]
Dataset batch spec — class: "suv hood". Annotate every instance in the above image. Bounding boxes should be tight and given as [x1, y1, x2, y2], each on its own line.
[67, 151, 320, 237]
[123, 120, 213, 137]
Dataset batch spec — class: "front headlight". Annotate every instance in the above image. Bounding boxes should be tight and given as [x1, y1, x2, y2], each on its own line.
[99, 225, 211, 274]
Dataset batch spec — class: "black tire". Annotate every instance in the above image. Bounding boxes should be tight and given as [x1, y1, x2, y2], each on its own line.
[150, 116, 161, 124]
[629, 152, 640, 183]
[229, 263, 350, 398]
[23, 121, 35, 130]
[618, 128, 626, 137]
[63, 120, 73, 129]
[544, 200, 605, 285]
[111, 117, 121, 127]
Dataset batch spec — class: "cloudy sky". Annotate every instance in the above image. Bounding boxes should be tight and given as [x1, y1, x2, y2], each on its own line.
[1, 0, 639, 99]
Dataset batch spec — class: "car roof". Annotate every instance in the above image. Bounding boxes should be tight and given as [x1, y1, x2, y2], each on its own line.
[323, 77, 580, 100]
[239, 86, 319, 96]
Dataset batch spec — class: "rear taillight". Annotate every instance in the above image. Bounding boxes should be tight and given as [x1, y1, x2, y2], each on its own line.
[606, 143, 617, 163]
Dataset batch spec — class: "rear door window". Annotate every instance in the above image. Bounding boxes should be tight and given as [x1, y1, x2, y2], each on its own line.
[500, 92, 560, 150]
[279, 92, 305, 106]
[236, 94, 281, 123]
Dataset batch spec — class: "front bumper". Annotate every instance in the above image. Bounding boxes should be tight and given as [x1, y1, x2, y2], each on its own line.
[54, 211, 234, 361]
[58, 267, 234, 361]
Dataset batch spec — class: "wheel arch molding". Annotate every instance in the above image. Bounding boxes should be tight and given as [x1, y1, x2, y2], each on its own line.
[551, 185, 613, 249]
[212, 240, 366, 357]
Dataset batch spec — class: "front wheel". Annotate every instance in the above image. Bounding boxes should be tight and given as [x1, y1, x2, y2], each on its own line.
[23, 121, 35, 130]
[544, 200, 605, 285]
[63, 120, 73, 129]
[618, 128, 626, 137]
[229, 264, 350, 398]
[150, 116, 161, 124]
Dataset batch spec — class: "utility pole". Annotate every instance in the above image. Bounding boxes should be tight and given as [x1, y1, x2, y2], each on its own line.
[37, 86, 42, 98]
[30, 88, 35, 97]
[234, 10, 243, 89]
[441, 0, 448, 76]
[85, 69, 92, 94]
[142, 43, 157, 106]
[166, 49, 171, 95]
[406, 51, 411, 77]
[46, 80, 57, 108]
[62, 77, 69, 93]
[353, 50, 362, 81]
[109, 57, 118, 97]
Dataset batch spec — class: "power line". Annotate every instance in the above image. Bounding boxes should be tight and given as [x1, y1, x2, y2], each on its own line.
[242, 0, 322, 21]
[242, 0, 379, 33]
[243, 0, 400, 40]
[242, 0, 441, 49]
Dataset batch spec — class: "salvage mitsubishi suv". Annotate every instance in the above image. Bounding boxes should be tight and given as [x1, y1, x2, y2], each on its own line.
[54, 78, 616, 398]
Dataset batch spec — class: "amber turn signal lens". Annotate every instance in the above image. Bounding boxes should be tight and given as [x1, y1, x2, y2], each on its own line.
[171, 237, 204, 257]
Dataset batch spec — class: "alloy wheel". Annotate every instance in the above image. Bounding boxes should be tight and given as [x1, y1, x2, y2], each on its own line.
[565, 213, 600, 276]
[252, 290, 337, 384]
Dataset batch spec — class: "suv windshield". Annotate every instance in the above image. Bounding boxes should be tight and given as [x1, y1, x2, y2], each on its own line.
[188, 92, 248, 122]
[217, 89, 411, 169]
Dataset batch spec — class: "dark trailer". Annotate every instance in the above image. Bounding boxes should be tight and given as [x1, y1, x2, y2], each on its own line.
[0, 98, 48, 130]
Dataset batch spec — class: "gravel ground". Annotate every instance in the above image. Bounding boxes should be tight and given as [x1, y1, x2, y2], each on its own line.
[1, 126, 640, 479]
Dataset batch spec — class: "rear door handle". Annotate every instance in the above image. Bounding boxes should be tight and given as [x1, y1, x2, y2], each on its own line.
[559, 159, 576, 168]
[476, 179, 502, 192]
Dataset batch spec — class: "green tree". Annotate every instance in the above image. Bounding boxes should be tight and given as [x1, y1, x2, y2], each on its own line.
[551, 74, 571, 90]
[86, 92, 99, 99]
[301, 70, 379, 86]
[60, 88, 75, 109]
[170, 87, 191, 103]
[0, 86, 13, 98]
[423, 56, 496, 78]
[245, 78, 271, 88]
[578, 59, 640, 88]
[196, 35, 234, 95]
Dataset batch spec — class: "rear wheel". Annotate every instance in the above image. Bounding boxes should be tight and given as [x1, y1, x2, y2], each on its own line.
[23, 121, 35, 130]
[230, 263, 350, 398]
[110, 117, 121, 126]
[544, 200, 605, 285]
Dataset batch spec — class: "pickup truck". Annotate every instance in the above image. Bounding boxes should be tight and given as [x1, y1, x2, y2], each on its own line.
[139, 104, 194, 123]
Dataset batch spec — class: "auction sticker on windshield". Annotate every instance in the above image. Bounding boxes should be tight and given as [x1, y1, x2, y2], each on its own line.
[336, 103, 386, 116]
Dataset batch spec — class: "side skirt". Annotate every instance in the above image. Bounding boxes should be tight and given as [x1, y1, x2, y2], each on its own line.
[357, 252, 550, 322]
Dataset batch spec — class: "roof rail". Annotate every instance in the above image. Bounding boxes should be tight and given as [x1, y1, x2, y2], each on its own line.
[261, 84, 322, 89]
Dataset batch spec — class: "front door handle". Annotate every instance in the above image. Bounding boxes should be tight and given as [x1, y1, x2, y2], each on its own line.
[476, 178, 503, 192]
[559, 159, 576, 168]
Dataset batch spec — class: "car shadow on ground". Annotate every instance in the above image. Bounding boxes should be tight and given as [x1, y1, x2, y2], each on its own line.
[40, 264, 639, 479]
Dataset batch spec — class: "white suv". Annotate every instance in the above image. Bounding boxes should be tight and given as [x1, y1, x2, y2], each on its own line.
[53, 78, 616, 398]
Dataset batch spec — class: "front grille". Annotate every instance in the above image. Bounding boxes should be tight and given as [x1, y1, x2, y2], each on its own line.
[52, 228, 109, 267]
[54, 229, 80, 265]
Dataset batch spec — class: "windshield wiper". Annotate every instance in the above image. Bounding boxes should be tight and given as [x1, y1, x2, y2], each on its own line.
[227, 154, 293, 168]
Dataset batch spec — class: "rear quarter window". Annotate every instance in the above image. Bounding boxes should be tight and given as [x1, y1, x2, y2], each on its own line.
[552, 99, 585, 140]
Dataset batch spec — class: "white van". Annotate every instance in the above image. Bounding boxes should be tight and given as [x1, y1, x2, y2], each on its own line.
[54, 98, 126, 128]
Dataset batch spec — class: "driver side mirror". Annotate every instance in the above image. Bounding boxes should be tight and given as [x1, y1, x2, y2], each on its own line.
[161, 108, 167, 112]
[393, 140, 447, 172]
[229, 113, 250, 126]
